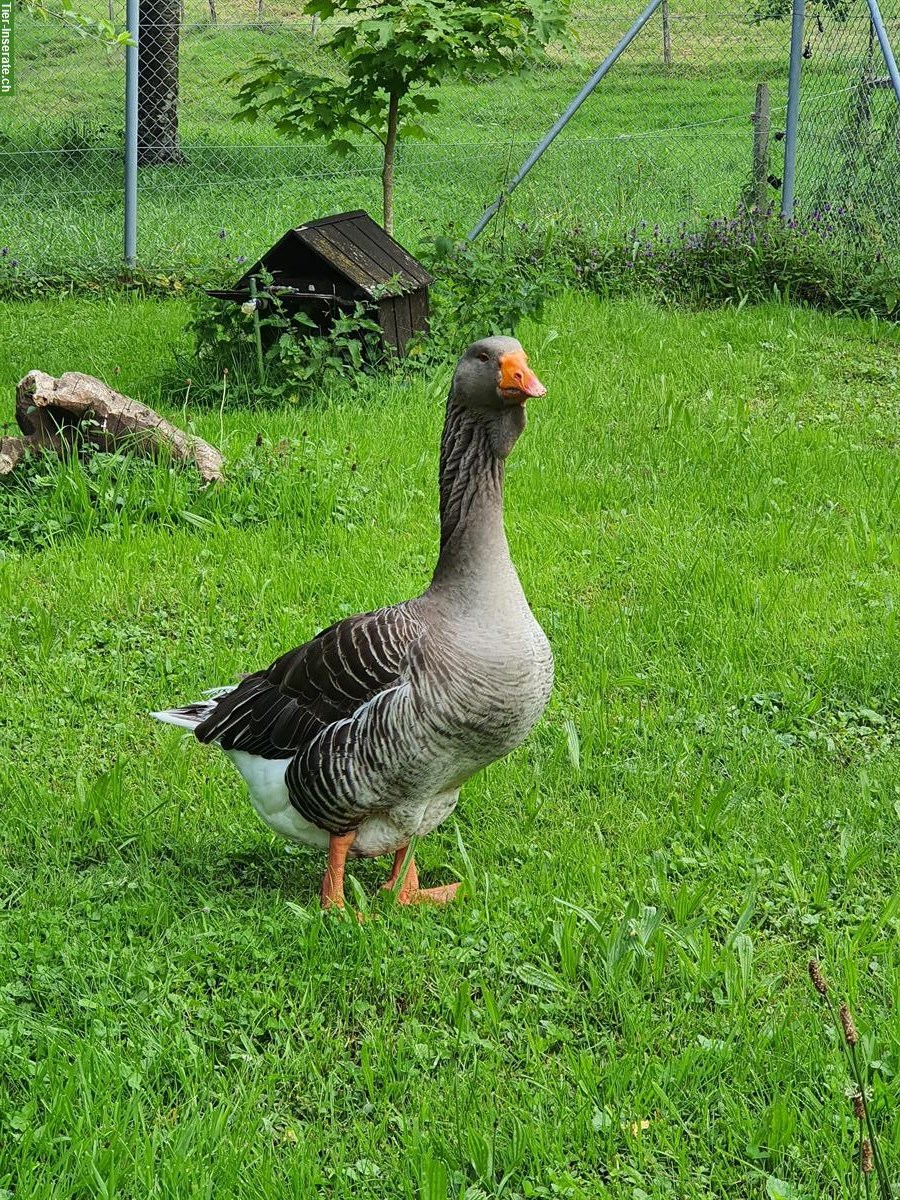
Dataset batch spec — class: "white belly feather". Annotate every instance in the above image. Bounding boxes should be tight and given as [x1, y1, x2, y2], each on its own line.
[227, 751, 330, 850]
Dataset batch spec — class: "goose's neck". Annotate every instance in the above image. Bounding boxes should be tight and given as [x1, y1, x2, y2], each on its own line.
[430, 399, 523, 594]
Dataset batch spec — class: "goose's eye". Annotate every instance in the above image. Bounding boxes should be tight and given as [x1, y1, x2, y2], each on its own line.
[477, 352, 489, 363]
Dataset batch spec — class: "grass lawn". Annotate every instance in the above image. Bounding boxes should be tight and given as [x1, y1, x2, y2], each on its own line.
[1, 291, 899, 1197]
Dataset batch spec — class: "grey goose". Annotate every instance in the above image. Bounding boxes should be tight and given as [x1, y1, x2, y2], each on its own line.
[152, 336, 554, 908]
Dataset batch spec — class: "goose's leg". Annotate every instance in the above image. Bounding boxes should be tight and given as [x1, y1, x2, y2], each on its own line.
[321, 831, 356, 909]
[383, 846, 418, 892]
[383, 846, 460, 906]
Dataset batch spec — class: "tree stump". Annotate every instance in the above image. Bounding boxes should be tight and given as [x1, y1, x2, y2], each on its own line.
[1, 371, 224, 484]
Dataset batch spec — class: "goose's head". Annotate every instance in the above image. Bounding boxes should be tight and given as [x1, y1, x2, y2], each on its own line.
[451, 336, 546, 458]
[453, 336, 546, 411]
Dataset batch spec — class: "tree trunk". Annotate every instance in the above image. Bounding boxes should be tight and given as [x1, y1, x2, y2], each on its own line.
[138, 0, 183, 166]
[382, 92, 399, 237]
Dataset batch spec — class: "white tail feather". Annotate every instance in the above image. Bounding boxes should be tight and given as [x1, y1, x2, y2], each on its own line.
[150, 685, 235, 731]
[150, 708, 207, 730]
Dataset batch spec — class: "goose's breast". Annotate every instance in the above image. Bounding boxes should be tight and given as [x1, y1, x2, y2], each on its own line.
[431, 616, 554, 756]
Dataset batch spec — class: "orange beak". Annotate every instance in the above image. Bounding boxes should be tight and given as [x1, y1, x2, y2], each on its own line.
[498, 351, 546, 403]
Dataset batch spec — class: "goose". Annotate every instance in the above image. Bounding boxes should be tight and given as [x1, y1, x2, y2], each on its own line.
[151, 336, 554, 909]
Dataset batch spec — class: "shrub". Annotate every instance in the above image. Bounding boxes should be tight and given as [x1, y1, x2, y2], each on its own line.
[553, 205, 900, 317]
[185, 209, 897, 398]
[409, 232, 576, 363]
[184, 270, 387, 405]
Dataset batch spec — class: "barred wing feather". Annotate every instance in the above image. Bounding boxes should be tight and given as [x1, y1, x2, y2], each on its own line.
[193, 604, 424, 762]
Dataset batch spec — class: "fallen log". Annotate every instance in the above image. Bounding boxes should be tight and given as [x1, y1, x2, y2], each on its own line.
[0, 436, 30, 476]
[2, 371, 224, 484]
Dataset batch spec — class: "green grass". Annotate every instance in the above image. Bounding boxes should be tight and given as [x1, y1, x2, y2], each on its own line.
[1, 291, 900, 1198]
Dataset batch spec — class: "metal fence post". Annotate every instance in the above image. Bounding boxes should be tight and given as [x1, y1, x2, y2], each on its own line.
[124, 0, 139, 268]
[781, 0, 805, 217]
[467, 0, 665, 241]
[865, 0, 900, 106]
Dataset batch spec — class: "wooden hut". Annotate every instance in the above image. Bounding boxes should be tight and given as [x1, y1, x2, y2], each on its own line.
[208, 211, 432, 357]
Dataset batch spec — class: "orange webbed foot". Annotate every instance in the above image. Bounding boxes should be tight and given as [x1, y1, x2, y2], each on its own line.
[396, 881, 460, 905]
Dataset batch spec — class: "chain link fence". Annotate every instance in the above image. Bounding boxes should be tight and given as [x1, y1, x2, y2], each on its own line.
[0, 0, 897, 279]
[794, 0, 900, 251]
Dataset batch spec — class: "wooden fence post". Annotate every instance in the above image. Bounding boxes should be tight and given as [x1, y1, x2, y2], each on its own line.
[751, 81, 771, 211]
[662, 0, 672, 67]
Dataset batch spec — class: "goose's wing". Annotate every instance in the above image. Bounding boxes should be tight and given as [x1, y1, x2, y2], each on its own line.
[194, 604, 425, 760]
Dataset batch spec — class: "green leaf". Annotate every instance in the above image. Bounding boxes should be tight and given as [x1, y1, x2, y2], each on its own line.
[410, 93, 440, 114]
[516, 963, 565, 992]
[178, 509, 214, 529]
[563, 717, 580, 772]
[765, 1177, 803, 1200]
[734, 931, 753, 989]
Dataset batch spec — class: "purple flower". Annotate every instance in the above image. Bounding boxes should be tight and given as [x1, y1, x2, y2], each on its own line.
[236, 254, 247, 264]
[218, 229, 227, 239]
[10, 259, 18, 267]
[0, 247, 7, 257]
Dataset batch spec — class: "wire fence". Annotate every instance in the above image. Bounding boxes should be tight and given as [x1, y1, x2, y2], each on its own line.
[796, 0, 900, 251]
[0, 0, 897, 279]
